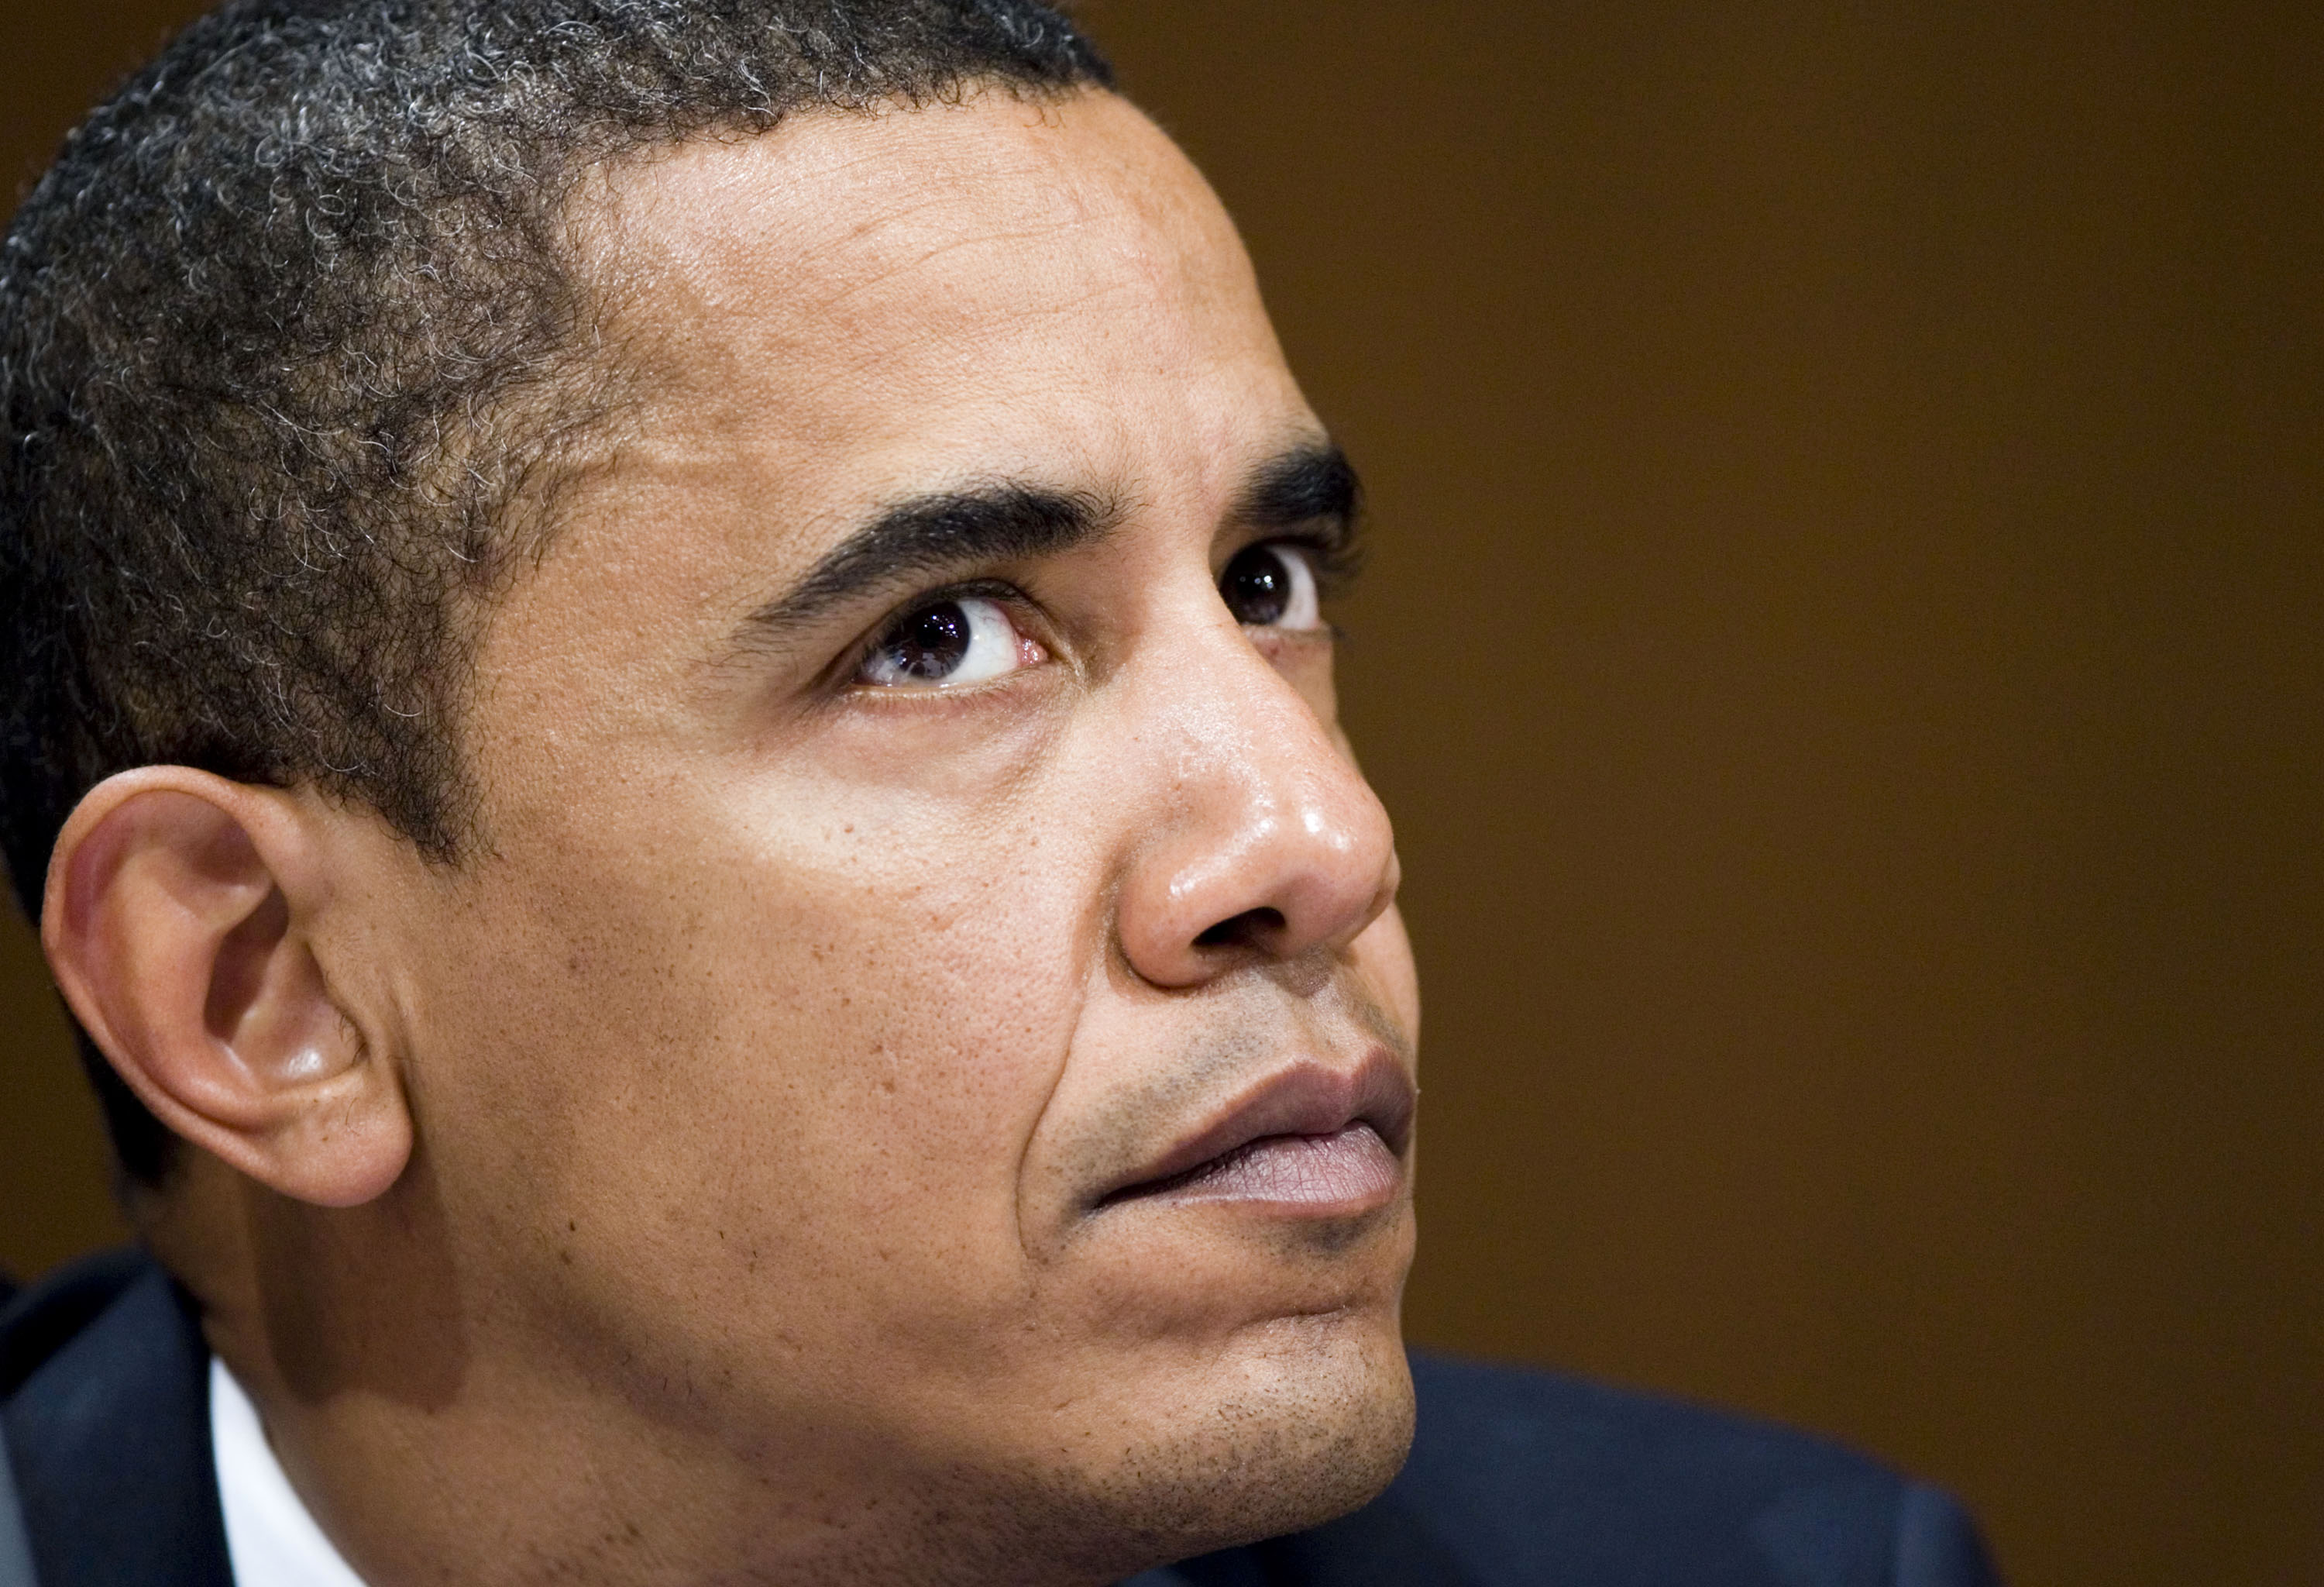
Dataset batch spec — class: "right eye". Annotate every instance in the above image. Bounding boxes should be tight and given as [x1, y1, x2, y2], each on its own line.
[856, 596, 1040, 690]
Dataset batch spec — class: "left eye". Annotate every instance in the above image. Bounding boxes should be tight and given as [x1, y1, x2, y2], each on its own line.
[857, 596, 1037, 689]
[1219, 543, 1323, 631]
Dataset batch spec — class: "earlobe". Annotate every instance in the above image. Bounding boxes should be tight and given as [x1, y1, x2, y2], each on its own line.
[42, 769, 413, 1208]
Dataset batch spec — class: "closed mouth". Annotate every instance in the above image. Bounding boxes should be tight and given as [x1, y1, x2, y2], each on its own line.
[1102, 1122, 1401, 1210]
[1095, 1049, 1415, 1214]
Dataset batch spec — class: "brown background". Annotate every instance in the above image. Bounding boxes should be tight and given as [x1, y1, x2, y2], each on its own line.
[4, 3, 2319, 1583]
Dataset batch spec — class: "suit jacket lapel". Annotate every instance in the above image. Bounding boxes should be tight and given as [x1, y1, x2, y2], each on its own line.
[1144, 1487, 1486, 1587]
[0, 1420, 36, 1587]
[2, 1259, 233, 1587]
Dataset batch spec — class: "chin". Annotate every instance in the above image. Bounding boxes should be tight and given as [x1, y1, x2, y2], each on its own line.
[1001, 1306, 1417, 1584]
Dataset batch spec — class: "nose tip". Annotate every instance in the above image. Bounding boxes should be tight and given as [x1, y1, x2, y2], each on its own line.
[1118, 734, 1401, 990]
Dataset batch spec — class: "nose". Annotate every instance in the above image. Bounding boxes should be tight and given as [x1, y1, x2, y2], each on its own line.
[1112, 630, 1401, 990]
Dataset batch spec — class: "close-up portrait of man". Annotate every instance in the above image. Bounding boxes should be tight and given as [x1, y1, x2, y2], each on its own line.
[0, 2, 2003, 1582]
[37, 0, 2315, 1582]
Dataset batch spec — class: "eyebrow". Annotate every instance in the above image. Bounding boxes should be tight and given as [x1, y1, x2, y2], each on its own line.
[1236, 441, 1363, 553]
[741, 439, 1364, 641]
[744, 483, 1119, 637]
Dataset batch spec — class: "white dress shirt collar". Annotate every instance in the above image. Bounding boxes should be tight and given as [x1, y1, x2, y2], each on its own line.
[209, 1357, 370, 1587]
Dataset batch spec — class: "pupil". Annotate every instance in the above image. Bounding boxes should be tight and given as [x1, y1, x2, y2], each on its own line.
[893, 602, 971, 678]
[1222, 546, 1289, 625]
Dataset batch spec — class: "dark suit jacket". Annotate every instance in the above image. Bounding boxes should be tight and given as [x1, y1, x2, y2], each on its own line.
[0, 1250, 1999, 1586]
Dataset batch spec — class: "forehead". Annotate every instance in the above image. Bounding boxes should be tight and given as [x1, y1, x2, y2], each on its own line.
[576, 90, 1305, 518]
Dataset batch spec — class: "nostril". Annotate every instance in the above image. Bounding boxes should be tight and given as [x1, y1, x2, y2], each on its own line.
[1194, 906, 1286, 950]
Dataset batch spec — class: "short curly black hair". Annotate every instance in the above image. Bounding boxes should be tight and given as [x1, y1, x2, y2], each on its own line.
[0, 0, 1112, 1184]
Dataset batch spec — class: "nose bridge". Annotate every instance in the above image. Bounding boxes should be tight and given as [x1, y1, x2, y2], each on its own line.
[1111, 611, 1397, 988]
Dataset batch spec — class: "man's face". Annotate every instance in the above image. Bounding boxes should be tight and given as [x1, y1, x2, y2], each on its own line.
[372, 89, 1418, 1565]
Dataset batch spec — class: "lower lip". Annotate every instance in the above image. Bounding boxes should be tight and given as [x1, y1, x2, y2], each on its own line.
[1116, 1124, 1401, 1214]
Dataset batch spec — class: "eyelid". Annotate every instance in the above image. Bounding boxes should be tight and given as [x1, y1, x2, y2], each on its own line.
[1243, 526, 1363, 597]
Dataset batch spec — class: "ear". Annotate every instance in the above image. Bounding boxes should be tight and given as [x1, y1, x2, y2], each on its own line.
[42, 769, 412, 1207]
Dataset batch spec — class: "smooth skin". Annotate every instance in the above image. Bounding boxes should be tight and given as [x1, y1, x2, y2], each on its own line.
[44, 88, 1421, 1585]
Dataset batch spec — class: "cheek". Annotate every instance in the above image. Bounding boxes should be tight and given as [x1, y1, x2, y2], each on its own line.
[1358, 905, 1422, 1051]
[401, 769, 1105, 1356]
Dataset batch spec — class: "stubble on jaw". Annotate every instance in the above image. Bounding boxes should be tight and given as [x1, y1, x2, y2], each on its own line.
[727, 1326, 1415, 1587]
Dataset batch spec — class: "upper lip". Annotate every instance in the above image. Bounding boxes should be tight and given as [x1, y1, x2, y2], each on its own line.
[1095, 1047, 1417, 1207]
